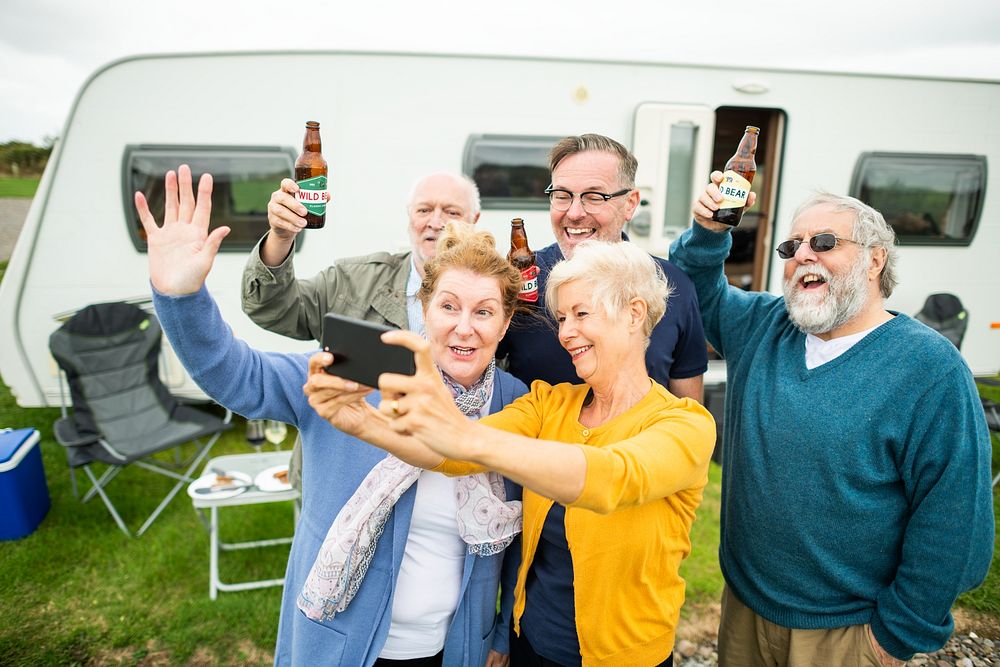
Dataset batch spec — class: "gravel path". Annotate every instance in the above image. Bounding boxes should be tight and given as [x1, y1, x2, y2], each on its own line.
[0, 197, 31, 262]
[675, 634, 1000, 666]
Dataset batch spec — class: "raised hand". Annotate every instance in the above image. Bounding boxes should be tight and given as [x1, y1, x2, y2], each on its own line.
[304, 352, 380, 437]
[376, 329, 477, 460]
[692, 170, 758, 232]
[135, 164, 230, 296]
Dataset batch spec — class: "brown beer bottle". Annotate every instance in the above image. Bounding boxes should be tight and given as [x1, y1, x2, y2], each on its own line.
[508, 218, 539, 303]
[294, 121, 329, 229]
[712, 125, 759, 226]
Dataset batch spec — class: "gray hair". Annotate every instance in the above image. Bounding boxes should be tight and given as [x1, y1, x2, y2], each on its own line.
[407, 172, 482, 218]
[791, 192, 899, 298]
[548, 134, 638, 188]
[545, 241, 670, 346]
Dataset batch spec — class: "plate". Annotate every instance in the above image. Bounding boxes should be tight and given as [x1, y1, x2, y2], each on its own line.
[187, 470, 253, 500]
[255, 465, 292, 492]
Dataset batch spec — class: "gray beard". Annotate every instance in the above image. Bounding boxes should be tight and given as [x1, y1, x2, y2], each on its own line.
[783, 254, 870, 335]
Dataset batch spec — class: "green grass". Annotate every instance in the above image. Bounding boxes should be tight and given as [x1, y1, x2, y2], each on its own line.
[0, 177, 40, 197]
[679, 462, 723, 605]
[0, 373, 295, 664]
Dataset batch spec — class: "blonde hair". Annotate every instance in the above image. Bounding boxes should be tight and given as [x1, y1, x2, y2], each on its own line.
[545, 241, 670, 344]
[418, 223, 522, 319]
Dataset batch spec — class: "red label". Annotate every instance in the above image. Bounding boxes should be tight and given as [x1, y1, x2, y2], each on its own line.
[518, 265, 539, 302]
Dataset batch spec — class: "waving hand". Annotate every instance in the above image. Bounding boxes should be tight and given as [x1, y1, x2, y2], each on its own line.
[135, 164, 230, 296]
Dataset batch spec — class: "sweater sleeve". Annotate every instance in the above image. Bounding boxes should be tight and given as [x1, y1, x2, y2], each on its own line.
[153, 284, 310, 426]
[669, 223, 780, 358]
[571, 396, 715, 514]
[240, 232, 334, 342]
[870, 367, 995, 660]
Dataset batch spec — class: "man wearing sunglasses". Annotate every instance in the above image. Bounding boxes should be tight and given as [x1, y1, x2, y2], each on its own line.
[668, 171, 994, 666]
[497, 134, 708, 401]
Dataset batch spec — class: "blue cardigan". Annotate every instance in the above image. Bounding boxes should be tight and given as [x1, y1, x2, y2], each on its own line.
[669, 223, 994, 660]
[153, 286, 528, 667]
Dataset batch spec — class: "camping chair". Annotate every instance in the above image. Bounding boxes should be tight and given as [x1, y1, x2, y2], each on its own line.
[49, 301, 232, 537]
[914, 293, 968, 349]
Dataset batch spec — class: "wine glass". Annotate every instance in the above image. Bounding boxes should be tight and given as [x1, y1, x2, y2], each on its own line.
[265, 420, 288, 450]
[245, 418, 265, 450]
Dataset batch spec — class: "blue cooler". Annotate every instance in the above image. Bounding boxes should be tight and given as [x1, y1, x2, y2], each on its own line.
[0, 428, 50, 540]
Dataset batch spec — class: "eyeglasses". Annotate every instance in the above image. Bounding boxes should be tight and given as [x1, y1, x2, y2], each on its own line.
[544, 186, 632, 212]
[776, 233, 863, 259]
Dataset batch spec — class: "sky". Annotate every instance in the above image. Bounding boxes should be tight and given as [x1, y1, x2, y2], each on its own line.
[2, 0, 1000, 145]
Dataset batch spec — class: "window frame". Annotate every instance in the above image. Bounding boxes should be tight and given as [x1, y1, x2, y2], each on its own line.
[462, 134, 563, 210]
[121, 144, 297, 253]
[848, 152, 987, 247]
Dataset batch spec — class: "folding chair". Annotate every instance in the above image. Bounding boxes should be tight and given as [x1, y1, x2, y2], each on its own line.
[914, 293, 968, 350]
[49, 301, 232, 537]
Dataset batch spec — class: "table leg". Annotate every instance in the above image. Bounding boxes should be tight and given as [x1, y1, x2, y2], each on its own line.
[209, 506, 219, 600]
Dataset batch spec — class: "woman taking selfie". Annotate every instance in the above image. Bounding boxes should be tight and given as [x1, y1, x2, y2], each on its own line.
[137, 165, 525, 667]
[308, 239, 716, 666]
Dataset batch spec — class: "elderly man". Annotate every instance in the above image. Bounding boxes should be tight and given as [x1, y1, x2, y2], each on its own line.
[240, 172, 480, 489]
[669, 172, 994, 665]
[242, 172, 480, 339]
[498, 134, 707, 400]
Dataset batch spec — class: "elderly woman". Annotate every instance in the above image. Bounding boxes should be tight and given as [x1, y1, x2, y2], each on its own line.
[308, 240, 716, 666]
[136, 165, 527, 667]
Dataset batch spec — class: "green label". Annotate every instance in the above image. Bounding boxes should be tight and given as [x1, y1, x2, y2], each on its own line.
[296, 175, 329, 216]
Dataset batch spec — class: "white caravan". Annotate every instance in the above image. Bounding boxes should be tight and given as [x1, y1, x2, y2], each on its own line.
[2, 51, 998, 407]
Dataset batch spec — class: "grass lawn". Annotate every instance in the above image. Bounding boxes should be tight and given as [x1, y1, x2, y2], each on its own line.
[0, 177, 41, 198]
[0, 375, 294, 665]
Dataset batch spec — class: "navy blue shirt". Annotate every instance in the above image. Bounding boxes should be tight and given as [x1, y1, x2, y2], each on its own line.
[498, 241, 708, 387]
[520, 503, 580, 666]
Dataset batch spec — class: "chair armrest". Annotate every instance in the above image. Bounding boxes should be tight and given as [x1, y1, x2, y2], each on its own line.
[53, 418, 101, 448]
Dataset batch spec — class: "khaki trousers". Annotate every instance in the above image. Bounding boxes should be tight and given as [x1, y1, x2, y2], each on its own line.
[718, 586, 901, 667]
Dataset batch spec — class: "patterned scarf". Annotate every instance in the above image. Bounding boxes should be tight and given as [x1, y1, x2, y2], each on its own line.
[297, 359, 523, 622]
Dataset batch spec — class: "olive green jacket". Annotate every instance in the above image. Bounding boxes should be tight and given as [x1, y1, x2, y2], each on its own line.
[241, 234, 412, 342]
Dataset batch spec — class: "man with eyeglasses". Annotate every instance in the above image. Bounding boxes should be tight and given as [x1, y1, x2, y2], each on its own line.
[669, 172, 994, 666]
[497, 134, 708, 401]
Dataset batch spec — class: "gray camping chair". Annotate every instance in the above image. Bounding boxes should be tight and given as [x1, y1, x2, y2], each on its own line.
[49, 301, 232, 537]
[914, 293, 968, 350]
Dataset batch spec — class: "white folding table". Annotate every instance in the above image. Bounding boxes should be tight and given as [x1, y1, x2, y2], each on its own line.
[190, 451, 300, 599]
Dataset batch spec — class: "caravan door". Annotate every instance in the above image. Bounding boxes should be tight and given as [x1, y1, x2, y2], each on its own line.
[632, 103, 785, 289]
[629, 103, 715, 258]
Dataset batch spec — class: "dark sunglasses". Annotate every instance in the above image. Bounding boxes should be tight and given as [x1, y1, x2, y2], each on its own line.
[776, 233, 861, 259]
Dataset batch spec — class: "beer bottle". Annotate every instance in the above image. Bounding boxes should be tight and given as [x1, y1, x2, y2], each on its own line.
[712, 125, 759, 226]
[508, 218, 539, 303]
[294, 120, 329, 229]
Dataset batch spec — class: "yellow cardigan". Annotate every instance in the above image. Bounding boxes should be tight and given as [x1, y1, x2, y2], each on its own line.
[435, 380, 715, 666]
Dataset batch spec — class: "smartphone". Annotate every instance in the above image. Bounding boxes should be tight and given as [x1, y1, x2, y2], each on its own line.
[321, 313, 416, 388]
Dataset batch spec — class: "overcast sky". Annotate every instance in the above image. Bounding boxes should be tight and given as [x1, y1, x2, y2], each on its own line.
[2, 0, 999, 145]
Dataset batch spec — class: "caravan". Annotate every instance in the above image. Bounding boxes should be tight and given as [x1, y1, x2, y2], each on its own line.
[1, 50, 997, 406]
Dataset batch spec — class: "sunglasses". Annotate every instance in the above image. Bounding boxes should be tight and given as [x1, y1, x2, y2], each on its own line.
[776, 233, 862, 259]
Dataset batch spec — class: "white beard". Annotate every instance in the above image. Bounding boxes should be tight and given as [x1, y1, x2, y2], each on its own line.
[783, 254, 870, 335]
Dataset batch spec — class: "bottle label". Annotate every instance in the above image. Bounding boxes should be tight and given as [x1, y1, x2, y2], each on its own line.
[296, 175, 329, 216]
[718, 171, 751, 210]
[518, 265, 539, 303]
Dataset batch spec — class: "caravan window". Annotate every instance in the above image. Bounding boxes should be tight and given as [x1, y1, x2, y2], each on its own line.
[463, 135, 560, 210]
[850, 153, 985, 246]
[123, 146, 295, 252]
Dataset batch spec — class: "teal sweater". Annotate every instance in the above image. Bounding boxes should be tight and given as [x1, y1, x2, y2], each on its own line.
[670, 223, 994, 660]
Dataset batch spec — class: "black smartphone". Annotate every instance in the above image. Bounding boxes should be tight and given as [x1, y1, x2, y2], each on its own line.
[321, 313, 416, 387]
